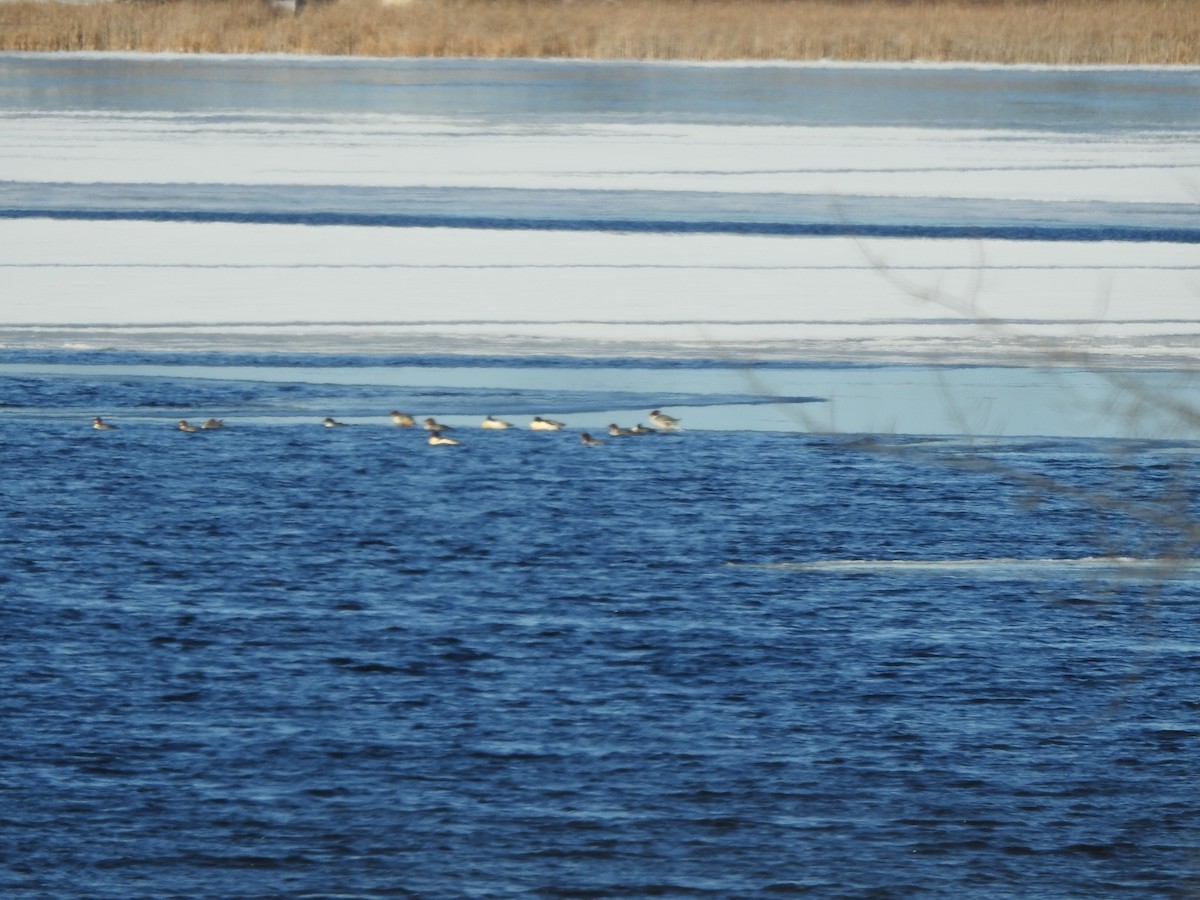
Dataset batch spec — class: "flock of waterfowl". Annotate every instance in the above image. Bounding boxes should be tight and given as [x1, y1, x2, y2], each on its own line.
[93, 416, 226, 431]
[91, 410, 683, 446]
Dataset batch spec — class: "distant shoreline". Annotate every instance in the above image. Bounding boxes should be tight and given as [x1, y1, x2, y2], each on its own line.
[2, 0, 1197, 65]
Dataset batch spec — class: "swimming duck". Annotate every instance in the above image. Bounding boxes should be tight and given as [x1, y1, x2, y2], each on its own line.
[428, 432, 462, 446]
[482, 416, 513, 430]
[607, 423, 635, 437]
[92, 416, 118, 430]
[178, 420, 201, 432]
[631, 424, 659, 435]
[530, 416, 566, 431]
[323, 417, 346, 427]
[390, 411, 415, 427]
[649, 410, 682, 430]
[201, 418, 224, 429]
[580, 433, 604, 446]
[423, 417, 452, 432]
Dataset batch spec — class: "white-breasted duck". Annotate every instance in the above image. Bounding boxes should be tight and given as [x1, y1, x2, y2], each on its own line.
[649, 410, 682, 430]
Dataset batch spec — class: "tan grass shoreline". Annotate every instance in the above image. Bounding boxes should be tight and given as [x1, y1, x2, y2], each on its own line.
[1, 0, 1198, 64]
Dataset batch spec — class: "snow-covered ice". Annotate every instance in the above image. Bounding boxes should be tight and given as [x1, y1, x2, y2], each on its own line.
[1, 56, 1197, 366]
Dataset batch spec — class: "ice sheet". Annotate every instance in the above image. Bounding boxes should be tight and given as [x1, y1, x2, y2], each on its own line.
[1, 58, 1197, 365]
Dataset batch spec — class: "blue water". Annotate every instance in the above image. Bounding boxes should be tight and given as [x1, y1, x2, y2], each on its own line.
[3, 354, 1200, 897]
[4, 181, 1197, 242]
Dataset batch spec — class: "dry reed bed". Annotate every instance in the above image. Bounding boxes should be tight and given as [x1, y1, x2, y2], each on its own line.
[0, 0, 1197, 64]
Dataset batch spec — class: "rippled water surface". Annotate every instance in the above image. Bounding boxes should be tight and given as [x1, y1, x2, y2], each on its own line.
[3, 356, 1199, 898]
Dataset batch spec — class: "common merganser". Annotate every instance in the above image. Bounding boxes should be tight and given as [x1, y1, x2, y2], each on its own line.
[390, 411, 415, 427]
[423, 417, 452, 432]
[428, 432, 461, 446]
[178, 420, 201, 432]
[631, 424, 659, 435]
[580, 433, 604, 446]
[482, 416, 512, 430]
[530, 416, 566, 431]
[607, 423, 635, 437]
[201, 418, 224, 429]
[92, 417, 118, 430]
[323, 417, 346, 427]
[649, 410, 682, 430]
